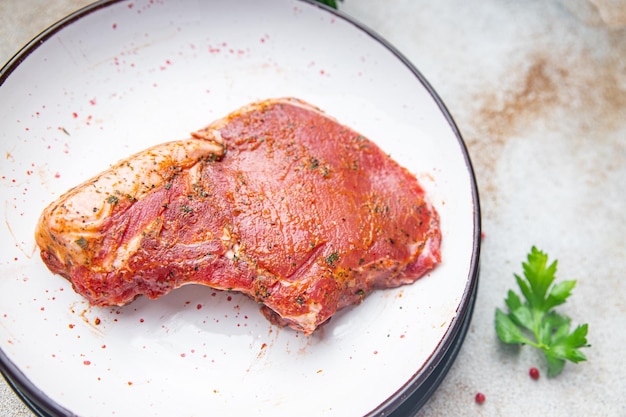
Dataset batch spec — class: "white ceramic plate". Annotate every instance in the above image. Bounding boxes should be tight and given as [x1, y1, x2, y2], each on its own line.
[0, 1, 480, 416]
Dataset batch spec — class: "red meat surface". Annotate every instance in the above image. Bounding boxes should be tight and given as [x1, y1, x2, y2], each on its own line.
[35, 98, 441, 334]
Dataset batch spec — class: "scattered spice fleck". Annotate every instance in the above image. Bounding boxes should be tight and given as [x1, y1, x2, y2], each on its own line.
[325, 251, 339, 267]
[75, 236, 88, 249]
[196, 303, 202, 310]
[475, 392, 486, 404]
[94, 317, 101, 325]
[68, 324, 75, 329]
[529, 367, 540, 380]
[139, 318, 144, 323]
[83, 360, 91, 366]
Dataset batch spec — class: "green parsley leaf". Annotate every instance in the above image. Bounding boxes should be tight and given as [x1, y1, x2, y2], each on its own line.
[495, 309, 534, 345]
[495, 247, 590, 377]
[315, 0, 338, 8]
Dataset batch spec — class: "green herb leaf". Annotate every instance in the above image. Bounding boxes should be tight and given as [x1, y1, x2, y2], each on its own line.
[494, 247, 590, 377]
[315, 0, 338, 8]
[325, 251, 339, 267]
[545, 279, 576, 310]
[75, 236, 88, 250]
[495, 309, 534, 345]
[545, 354, 566, 377]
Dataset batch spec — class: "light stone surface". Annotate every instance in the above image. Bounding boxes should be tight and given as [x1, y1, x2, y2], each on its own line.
[1, 0, 625, 416]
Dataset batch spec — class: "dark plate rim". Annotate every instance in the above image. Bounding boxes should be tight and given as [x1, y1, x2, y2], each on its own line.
[0, 1, 482, 416]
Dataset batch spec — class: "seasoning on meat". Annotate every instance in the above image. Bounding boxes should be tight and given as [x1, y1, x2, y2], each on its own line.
[35, 98, 441, 335]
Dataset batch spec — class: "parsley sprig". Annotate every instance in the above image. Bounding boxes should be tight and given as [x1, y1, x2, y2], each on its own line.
[495, 247, 590, 376]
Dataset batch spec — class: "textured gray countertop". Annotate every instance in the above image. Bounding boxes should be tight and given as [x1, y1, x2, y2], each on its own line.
[1, 1, 625, 416]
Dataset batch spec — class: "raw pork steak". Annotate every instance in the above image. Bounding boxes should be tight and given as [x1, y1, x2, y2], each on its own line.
[35, 98, 441, 334]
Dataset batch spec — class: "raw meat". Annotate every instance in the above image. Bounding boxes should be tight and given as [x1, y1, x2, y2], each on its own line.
[35, 98, 441, 334]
